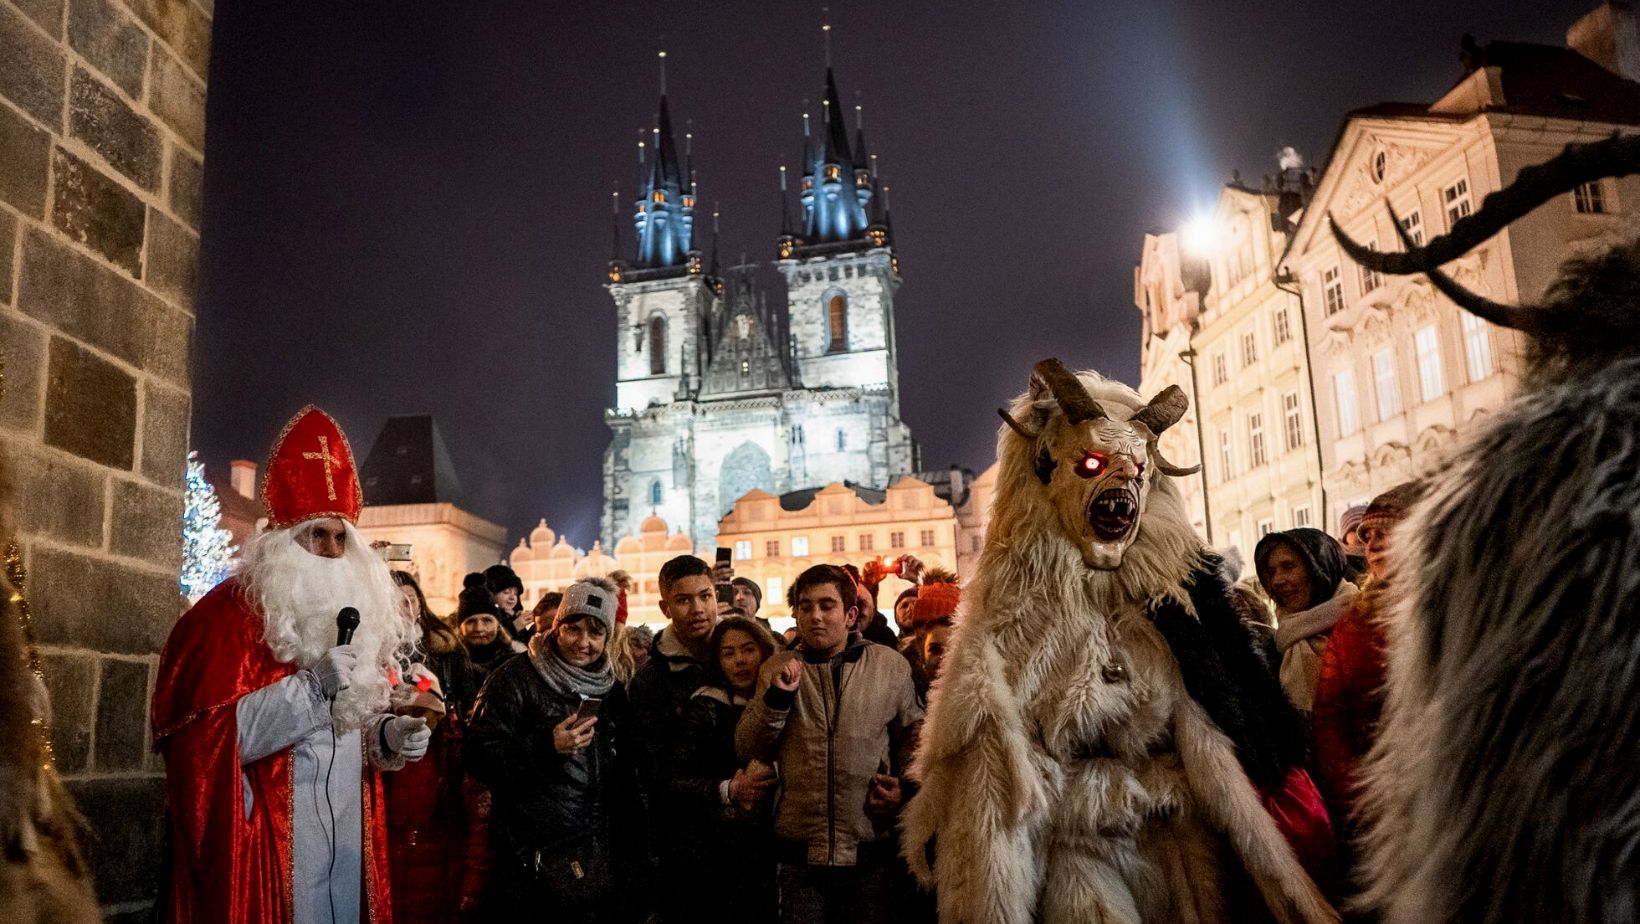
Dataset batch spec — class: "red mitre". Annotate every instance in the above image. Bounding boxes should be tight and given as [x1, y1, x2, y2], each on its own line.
[261, 405, 362, 530]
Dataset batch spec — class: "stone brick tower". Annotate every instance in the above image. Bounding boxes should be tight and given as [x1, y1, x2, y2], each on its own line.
[0, 0, 209, 917]
[601, 59, 917, 550]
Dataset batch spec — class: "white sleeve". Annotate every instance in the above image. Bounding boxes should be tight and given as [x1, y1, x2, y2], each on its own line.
[235, 671, 330, 764]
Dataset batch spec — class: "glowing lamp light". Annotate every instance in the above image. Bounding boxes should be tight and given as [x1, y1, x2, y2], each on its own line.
[1180, 215, 1224, 256]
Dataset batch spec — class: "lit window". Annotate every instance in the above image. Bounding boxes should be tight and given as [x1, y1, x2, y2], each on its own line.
[890, 530, 905, 548]
[766, 575, 784, 602]
[1322, 266, 1346, 316]
[1573, 181, 1607, 214]
[1273, 308, 1292, 346]
[1211, 351, 1229, 386]
[1293, 505, 1312, 528]
[1444, 178, 1472, 228]
[1462, 312, 1494, 381]
[734, 540, 752, 560]
[1218, 430, 1234, 483]
[791, 536, 810, 557]
[1282, 392, 1303, 451]
[1399, 210, 1424, 245]
[1240, 329, 1258, 367]
[859, 534, 874, 552]
[830, 535, 846, 553]
[1414, 325, 1444, 401]
[1373, 348, 1401, 419]
[920, 528, 936, 546]
[826, 293, 848, 352]
[1334, 369, 1360, 437]
[765, 539, 781, 558]
[1248, 413, 1267, 468]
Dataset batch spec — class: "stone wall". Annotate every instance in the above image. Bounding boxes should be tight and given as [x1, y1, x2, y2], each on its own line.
[0, 0, 209, 918]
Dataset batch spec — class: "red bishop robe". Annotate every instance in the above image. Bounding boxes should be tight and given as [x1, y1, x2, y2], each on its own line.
[151, 578, 393, 923]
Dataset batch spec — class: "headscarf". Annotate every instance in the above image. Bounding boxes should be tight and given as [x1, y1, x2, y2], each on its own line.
[1254, 527, 1350, 611]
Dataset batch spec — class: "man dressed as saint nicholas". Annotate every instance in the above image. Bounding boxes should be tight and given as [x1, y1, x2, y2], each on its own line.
[152, 406, 431, 923]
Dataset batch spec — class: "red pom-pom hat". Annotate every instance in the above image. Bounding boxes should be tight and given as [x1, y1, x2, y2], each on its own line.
[911, 581, 961, 629]
[260, 405, 363, 530]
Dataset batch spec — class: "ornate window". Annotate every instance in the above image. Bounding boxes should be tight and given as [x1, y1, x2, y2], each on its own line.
[859, 534, 874, 552]
[765, 539, 781, 557]
[1399, 210, 1424, 245]
[1373, 348, 1401, 419]
[1334, 369, 1360, 437]
[1462, 312, 1494, 381]
[1292, 505, 1312, 528]
[1443, 178, 1472, 228]
[1211, 351, 1228, 387]
[649, 316, 667, 375]
[1414, 325, 1444, 401]
[1282, 391, 1304, 451]
[1322, 266, 1346, 316]
[920, 528, 936, 547]
[1273, 308, 1292, 346]
[1240, 329, 1258, 367]
[1247, 412, 1267, 468]
[830, 535, 846, 553]
[825, 291, 848, 353]
[890, 530, 905, 548]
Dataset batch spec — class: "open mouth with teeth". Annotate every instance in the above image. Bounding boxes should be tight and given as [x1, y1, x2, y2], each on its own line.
[1088, 489, 1139, 541]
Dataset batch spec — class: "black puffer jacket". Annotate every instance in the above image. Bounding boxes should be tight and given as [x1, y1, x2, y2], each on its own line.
[463, 654, 649, 915]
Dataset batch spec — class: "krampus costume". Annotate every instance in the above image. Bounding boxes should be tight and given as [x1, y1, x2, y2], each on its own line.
[902, 361, 1337, 924]
[1331, 134, 1640, 923]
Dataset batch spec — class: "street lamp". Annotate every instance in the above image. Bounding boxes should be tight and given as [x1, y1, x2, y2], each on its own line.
[1180, 214, 1224, 258]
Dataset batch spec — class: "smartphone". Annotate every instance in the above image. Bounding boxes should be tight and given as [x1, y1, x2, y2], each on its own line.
[376, 543, 413, 562]
[715, 547, 732, 566]
[573, 696, 603, 726]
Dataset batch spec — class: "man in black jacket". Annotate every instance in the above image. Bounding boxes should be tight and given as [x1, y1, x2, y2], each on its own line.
[628, 555, 722, 921]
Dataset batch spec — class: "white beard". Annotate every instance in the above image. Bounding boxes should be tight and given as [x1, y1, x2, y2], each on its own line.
[240, 521, 416, 732]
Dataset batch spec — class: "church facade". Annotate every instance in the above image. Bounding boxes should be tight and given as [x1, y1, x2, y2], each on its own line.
[602, 66, 918, 547]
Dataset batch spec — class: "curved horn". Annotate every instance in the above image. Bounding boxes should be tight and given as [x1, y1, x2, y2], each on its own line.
[1332, 132, 1640, 275]
[997, 407, 1036, 440]
[1130, 384, 1190, 436]
[1032, 358, 1107, 423]
[1149, 441, 1201, 477]
[1377, 203, 1556, 334]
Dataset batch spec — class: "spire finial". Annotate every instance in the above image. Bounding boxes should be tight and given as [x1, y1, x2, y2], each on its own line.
[779, 164, 788, 191]
[855, 104, 863, 130]
[822, 7, 832, 67]
[658, 49, 667, 96]
[870, 152, 879, 179]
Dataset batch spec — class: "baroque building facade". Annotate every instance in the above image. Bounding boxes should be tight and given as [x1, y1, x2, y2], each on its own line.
[602, 66, 917, 549]
[1290, 26, 1640, 511]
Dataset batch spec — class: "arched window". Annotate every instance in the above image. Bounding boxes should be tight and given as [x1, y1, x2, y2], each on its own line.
[649, 316, 667, 375]
[825, 292, 848, 353]
[649, 480, 663, 506]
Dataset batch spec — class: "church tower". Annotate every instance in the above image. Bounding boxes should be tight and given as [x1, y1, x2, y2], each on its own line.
[603, 77, 720, 544]
[775, 63, 917, 484]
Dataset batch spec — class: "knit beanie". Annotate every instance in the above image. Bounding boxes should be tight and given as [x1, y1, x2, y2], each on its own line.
[911, 581, 961, 629]
[1339, 504, 1369, 555]
[483, 563, 523, 596]
[456, 572, 500, 625]
[555, 576, 620, 634]
[1358, 481, 1425, 537]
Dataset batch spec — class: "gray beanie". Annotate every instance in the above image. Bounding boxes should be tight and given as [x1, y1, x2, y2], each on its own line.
[555, 576, 619, 633]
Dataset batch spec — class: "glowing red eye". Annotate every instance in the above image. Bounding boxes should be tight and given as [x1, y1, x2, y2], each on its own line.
[1076, 452, 1107, 478]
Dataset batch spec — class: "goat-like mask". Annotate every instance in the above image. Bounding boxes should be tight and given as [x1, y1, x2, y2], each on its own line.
[1000, 359, 1198, 570]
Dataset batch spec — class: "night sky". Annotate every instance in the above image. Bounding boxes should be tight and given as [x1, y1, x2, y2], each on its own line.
[193, 0, 1593, 546]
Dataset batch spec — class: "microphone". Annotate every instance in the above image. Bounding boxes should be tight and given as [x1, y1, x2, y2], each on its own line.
[336, 607, 360, 646]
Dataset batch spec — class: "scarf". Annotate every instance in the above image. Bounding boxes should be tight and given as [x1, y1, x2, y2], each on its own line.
[528, 632, 614, 699]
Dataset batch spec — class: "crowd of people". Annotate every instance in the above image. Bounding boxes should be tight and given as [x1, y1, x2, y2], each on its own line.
[150, 404, 1435, 924]
[364, 481, 1419, 923]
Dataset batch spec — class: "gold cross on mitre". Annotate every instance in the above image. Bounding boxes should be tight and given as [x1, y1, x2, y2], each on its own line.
[301, 434, 341, 501]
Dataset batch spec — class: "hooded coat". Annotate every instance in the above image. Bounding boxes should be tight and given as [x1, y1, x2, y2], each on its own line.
[1256, 529, 1356, 713]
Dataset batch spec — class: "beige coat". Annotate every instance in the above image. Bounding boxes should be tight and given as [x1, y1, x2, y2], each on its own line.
[736, 637, 923, 866]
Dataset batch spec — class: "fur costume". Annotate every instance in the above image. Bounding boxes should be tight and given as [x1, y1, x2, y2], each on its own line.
[902, 362, 1337, 924]
[1332, 135, 1640, 924]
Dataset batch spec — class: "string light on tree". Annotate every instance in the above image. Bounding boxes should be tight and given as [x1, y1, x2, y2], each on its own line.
[181, 451, 238, 601]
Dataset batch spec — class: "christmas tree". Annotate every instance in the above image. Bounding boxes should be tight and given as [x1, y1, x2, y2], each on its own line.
[181, 451, 238, 600]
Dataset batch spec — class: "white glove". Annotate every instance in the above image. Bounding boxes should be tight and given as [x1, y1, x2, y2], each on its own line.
[384, 714, 431, 761]
[313, 645, 358, 698]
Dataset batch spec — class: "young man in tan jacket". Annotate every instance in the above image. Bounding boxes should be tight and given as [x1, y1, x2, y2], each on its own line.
[736, 564, 923, 924]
